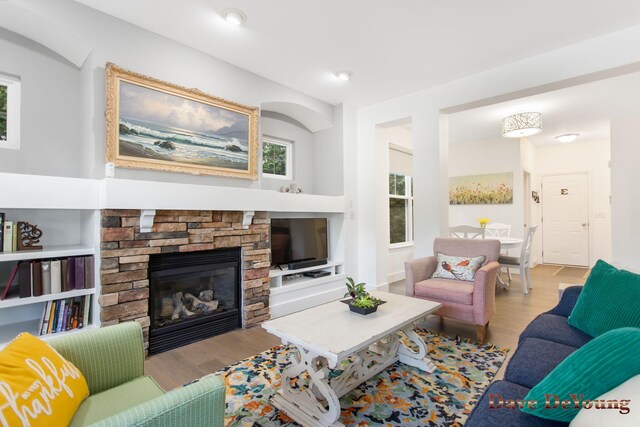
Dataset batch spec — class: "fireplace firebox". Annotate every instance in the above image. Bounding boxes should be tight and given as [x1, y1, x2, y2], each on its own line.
[148, 248, 241, 354]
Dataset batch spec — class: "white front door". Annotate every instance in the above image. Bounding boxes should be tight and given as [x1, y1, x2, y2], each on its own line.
[542, 173, 589, 266]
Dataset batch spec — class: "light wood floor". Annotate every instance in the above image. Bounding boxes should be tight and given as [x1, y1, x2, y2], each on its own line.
[145, 264, 588, 390]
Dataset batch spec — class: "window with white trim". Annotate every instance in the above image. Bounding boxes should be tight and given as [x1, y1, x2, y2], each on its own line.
[262, 137, 292, 180]
[389, 173, 414, 245]
[0, 73, 21, 150]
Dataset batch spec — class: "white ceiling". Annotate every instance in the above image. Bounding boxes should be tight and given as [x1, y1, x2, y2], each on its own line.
[74, 0, 640, 107]
[448, 71, 640, 146]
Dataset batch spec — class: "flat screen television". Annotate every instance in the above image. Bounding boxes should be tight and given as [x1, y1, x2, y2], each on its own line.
[270, 218, 328, 268]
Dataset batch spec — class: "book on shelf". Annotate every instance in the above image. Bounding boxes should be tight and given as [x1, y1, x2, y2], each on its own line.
[56, 299, 66, 333]
[2, 221, 12, 253]
[74, 257, 84, 290]
[41, 261, 51, 295]
[18, 261, 31, 298]
[40, 301, 53, 335]
[12, 223, 17, 251]
[51, 260, 62, 294]
[1, 263, 20, 300]
[32, 260, 43, 297]
[82, 294, 90, 327]
[39, 295, 91, 337]
[0, 212, 4, 253]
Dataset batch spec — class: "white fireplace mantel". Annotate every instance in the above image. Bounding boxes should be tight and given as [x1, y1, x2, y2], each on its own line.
[0, 173, 346, 214]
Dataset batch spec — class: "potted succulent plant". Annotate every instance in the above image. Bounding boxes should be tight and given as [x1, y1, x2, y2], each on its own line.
[343, 277, 385, 315]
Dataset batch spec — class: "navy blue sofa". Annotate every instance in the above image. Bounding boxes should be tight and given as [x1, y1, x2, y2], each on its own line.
[465, 286, 591, 426]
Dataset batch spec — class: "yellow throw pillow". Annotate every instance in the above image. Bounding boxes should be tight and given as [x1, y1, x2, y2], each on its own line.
[0, 333, 89, 426]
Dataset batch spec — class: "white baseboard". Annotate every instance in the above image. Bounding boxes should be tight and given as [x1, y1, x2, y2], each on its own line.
[387, 271, 405, 284]
[374, 282, 390, 292]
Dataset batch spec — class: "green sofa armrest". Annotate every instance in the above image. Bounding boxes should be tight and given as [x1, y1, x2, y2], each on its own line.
[88, 375, 226, 427]
[47, 322, 145, 395]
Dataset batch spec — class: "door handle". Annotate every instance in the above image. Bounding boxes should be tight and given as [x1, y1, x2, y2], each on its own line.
[581, 223, 587, 227]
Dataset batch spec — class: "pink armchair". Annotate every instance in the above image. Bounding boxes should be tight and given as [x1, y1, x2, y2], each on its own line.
[404, 237, 501, 344]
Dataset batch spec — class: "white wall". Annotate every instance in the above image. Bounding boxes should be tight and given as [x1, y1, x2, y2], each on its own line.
[260, 112, 315, 194]
[0, 29, 83, 177]
[355, 24, 640, 287]
[314, 105, 345, 196]
[610, 116, 640, 272]
[448, 138, 524, 239]
[534, 140, 612, 266]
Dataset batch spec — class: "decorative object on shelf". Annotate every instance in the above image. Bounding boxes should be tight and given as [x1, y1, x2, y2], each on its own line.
[105, 63, 259, 179]
[501, 112, 542, 138]
[449, 172, 513, 205]
[532, 190, 540, 203]
[279, 182, 303, 193]
[343, 277, 385, 315]
[478, 218, 490, 228]
[16, 221, 43, 250]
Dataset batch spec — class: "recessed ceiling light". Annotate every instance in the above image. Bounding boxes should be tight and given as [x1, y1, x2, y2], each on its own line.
[222, 8, 246, 26]
[555, 133, 579, 143]
[336, 71, 353, 81]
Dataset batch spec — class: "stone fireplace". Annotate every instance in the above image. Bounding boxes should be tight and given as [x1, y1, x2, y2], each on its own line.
[99, 210, 271, 352]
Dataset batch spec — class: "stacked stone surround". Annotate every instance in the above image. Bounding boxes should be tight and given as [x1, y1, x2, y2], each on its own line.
[99, 209, 271, 350]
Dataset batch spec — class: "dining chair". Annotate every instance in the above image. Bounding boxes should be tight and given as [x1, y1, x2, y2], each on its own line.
[485, 222, 512, 280]
[449, 225, 485, 239]
[498, 225, 538, 294]
[484, 223, 511, 238]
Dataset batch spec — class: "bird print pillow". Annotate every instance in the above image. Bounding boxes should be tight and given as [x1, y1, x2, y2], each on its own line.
[431, 253, 485, 282]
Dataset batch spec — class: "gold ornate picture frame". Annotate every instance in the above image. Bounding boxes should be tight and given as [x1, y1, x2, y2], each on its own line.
[105, 63, 259, 179]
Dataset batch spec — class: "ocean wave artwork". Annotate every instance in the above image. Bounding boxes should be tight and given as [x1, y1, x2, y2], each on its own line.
[116, 79, 253, 172]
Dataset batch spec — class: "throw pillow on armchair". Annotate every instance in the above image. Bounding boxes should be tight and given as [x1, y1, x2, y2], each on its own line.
[431, 253, 485, 282]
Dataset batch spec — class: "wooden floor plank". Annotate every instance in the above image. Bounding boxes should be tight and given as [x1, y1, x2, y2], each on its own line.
[145, 264, 586, 390]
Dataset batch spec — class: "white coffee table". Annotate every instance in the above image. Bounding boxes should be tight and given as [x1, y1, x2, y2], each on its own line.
[262, 291, 442, 427]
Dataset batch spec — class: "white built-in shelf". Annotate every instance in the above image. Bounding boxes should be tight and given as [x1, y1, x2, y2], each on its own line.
[0, 288, 96, 309]
[0, 321, 97, 346]
[0, 245, 95, 262]
[0, 172, 346, 213]
[270, 260, 345, 288]
[102, 178, 346, 213]
[270, 274, 347, 296]
[269, 260, 345, 278]
[40, 324, 97, 342]
[0, 173, 99, 209]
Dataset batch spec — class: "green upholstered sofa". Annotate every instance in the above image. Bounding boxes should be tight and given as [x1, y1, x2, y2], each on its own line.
[47, 322, 225, 427]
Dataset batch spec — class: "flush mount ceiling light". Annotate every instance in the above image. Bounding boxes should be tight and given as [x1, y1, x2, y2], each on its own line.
[555, 133, 579, 143]
[502, 112, 543, 138]
[222, 8, 246, 26]
[335, 71, 353, 81]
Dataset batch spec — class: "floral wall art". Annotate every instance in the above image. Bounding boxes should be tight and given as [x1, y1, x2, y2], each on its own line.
[449, 172, 514, 205]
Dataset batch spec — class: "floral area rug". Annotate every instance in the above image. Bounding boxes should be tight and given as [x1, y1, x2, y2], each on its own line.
[213, 329, 508, 427]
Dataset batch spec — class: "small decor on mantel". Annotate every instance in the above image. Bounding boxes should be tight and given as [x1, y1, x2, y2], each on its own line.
[342, 277, 385, 315]
[17, 221, 43, 251]
[279, 183, 303, 194]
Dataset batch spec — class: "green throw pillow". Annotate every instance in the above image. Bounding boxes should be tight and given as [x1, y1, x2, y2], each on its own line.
[521, 327, 640, 422]
[568, 260, 640, 337]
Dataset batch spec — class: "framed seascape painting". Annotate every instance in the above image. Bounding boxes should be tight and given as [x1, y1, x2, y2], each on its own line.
[105, 63, 259, 179]
[449, 172, 514, 205]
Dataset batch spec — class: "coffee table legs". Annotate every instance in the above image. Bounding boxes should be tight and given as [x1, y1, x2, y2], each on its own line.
[272, 335, 401, 427]
[398, 325, 437, 373]
[272, 344, 344, 427]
